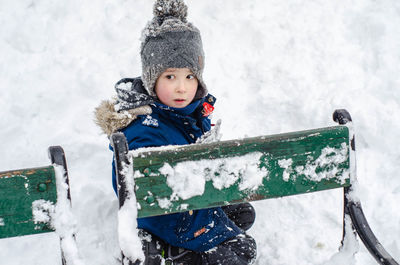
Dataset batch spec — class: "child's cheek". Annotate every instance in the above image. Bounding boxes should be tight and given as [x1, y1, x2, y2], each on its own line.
[156, 87, 172, 105]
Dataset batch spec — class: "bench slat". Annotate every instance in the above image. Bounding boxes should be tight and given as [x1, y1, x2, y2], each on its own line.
[131, 126, 350, 218]
[0, 166, 57, 238]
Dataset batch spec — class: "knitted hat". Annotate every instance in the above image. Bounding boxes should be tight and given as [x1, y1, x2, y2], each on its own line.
[140, 0, 207, 99]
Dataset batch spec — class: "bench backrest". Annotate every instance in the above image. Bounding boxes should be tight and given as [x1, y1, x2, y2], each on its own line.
[116, 125, 351, 218]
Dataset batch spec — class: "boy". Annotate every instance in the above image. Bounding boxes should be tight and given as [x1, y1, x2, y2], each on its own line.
[95, 0, 256, 264]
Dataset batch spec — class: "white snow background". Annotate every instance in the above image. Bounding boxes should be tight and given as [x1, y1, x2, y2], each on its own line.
[1, 0, 399, 264]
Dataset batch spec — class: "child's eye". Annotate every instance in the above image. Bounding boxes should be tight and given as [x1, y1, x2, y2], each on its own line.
[166, 75, 174, 80]
[187, 74, 195, 79]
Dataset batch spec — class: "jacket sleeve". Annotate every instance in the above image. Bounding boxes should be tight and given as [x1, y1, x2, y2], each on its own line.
[111, 118, 169, 194]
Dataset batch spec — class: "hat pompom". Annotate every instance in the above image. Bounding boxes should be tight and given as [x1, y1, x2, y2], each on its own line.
[153, 0, 188, 23]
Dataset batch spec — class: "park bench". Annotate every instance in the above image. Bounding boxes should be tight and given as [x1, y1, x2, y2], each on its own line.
[111, 109, 398, 265]
[0, 146, 73, 265]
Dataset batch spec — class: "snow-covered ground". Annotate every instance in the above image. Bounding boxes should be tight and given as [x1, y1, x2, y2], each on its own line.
[1, 0, 399, 264]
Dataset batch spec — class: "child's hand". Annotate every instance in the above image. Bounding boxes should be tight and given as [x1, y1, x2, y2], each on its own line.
[196, 119, 222, 144]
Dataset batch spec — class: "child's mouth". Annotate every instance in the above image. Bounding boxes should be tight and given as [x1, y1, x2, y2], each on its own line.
[174, 99, 185, 103]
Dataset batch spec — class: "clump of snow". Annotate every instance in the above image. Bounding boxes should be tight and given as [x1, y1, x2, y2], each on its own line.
[294, 143, 350, 183]
[0, 218, 4, 226]
[317, 143, 349, 168]
[211, 152, 267, 191]
[30, 165, 85, 265]
[117, 156, 145, 264]
[32, 199, 55, 225]
[157, 197, 172, 209]
[323, 215, 359, 265]
[345, 182, 361, 204]
[345, 122, 358, 184]
[238, 155, 268, 191]
[278, 158, 294, 181]
[130, 144, 184, 158]
[24, 165, 86, 265]
[160, 162, 206, 200]
[159, 152, 267, 201]
[53, 165, 85, 265]
[116, 82, 133, 91]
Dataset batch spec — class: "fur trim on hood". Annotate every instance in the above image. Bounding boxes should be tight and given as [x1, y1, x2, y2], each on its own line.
[94, 99, 152, 136]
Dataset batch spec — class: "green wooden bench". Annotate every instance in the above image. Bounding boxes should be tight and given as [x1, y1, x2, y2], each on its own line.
[111, 109, 398, 265]
[0, 146, 72, 265]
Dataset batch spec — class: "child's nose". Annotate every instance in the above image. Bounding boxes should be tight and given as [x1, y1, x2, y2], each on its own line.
[176, 80, 186, 93]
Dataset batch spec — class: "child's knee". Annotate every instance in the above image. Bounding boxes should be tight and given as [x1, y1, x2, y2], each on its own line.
[202, 233, 257, 265]
[222, 203, 256, 231]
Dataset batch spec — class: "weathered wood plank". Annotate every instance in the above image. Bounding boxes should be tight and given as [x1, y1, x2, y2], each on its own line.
[0, 166, 57, 238]
[131, 126, 351, 218]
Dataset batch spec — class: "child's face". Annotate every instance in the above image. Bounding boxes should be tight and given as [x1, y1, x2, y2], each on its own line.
[155, 68, 198, 108]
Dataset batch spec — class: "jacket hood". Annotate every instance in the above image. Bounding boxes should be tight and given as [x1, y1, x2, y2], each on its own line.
[94, 77, 153, 136]
[114, 77, 155, 111]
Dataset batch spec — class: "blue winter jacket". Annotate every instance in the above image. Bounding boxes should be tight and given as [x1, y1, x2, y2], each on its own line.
[110, 79, 241, 252]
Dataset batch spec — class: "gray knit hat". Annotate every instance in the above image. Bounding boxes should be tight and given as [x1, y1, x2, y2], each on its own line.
[140, 0, 207, 99]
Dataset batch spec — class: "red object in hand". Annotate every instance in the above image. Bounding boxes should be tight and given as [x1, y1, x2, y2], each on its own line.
[202, 102, 214, 117]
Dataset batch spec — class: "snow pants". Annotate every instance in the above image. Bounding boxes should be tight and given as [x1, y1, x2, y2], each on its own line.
[137, 231, 256, 265]
[136, 203, 257, 265]
[200, 233, 257, 265]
